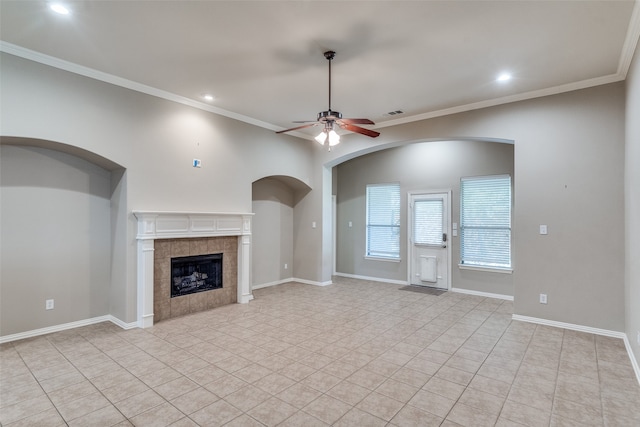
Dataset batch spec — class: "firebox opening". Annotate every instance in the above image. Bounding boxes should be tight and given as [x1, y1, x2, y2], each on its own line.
[171, 253, 223, 298]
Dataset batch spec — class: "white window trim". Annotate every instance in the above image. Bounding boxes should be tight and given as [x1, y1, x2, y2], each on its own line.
[365, 182, 401, 261]
[460, 174, 512, 271]
[458, 264, 513, 274]
[365, 255, 401, 262]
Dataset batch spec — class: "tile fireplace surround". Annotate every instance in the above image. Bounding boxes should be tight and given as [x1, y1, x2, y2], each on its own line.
[133, 211, 253, 328]
[154, 236, 236, 323]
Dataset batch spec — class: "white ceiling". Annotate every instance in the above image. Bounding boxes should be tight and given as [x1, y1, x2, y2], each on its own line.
[1, 1, 639, 139]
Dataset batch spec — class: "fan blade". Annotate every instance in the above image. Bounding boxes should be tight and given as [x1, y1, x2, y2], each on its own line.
[276, 123, 319, 134]
[338, 118, 375, 125]
[339, 123, 380, 138]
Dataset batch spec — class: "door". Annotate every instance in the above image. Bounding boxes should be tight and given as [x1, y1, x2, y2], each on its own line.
[409, 191, 450, 290]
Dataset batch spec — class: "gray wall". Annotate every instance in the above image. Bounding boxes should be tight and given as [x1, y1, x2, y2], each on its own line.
[109, 168, 130, 321]
[0, 52, 315, 332]
[336, 140, 514, 296]
[251, 177, 295, 287]
[0, 146, 112, 335]
[0, 47, 633, 340]
[625, 41, 640, 369]
[320, 82, 625, 332]
[292, 159, 332, 284]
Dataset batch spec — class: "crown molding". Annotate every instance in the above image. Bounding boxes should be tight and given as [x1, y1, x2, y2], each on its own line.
[3, 1, 639, 142]
[618, 0, 640, 77]
[0, 41, 288, 134]
[375, 73, 625, 130]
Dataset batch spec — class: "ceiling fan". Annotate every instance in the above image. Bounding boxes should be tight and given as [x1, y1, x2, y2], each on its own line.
[276, 50, 380, 147]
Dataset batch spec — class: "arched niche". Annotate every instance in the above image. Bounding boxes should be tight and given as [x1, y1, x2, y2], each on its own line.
[1, 136, 125, 171]
[0, 136, 130, 336]
[251, 175, 311, 289]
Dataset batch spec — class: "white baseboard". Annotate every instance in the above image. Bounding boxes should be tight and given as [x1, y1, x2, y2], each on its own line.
[292, 277, 332, 287]
[512, 314, 640, 386]
[623, 336, 640, 385]
[451, 287, 514, 301]
[106, 315, 138, 331]
[252, 278, 293, 290]
[252, 278, 332, 289]
[512, 314, 626, 338]
[334, 272, 408, 286]
[0, 315, 137, 344]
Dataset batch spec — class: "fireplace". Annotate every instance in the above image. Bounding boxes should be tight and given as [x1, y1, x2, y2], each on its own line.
[133, 211, 253, 328]
[171, 253, 223, 297]
[153, 237, 237, 322]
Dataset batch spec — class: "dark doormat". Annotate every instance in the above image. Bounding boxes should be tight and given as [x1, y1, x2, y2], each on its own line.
[398, 285, 447, 296]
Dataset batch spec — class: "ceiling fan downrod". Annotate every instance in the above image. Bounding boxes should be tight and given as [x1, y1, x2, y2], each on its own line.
[276, 49, 379, 140]
[325, 50, 335, 113]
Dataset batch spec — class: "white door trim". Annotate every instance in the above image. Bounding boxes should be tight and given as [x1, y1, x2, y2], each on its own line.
[332, 195, 337, 276]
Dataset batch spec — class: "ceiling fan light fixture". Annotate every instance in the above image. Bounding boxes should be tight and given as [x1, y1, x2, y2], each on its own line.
[315, 131, 327, 144]
[328, 130, 340, 146]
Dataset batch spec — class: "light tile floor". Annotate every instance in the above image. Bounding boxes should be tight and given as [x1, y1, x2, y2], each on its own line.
[1, 278, 639, 426]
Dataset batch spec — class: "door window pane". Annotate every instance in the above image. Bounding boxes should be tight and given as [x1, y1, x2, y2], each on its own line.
[414, 198, 443, 246]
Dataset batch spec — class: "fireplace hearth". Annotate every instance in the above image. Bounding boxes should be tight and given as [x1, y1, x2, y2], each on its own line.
[171, 253, 222, 297]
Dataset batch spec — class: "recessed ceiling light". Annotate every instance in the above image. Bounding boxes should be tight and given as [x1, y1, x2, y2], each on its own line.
[49, 3, 70, 15]
[202, 94, 214, 102]
[497, 72, 512, 82]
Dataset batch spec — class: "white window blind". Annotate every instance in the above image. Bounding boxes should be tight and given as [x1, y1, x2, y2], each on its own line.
[460, 175, 511, 269]
[413, 199, 443, 246]
[366, 183, 400, 259]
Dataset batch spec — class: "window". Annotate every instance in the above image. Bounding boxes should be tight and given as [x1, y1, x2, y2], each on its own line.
[460, 175, 512, 270]
[366, 183, 400, 259]
[413, 198, 443, 246]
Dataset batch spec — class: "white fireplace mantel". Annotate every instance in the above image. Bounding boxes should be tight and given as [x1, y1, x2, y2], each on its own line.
[133, 211, 254, 328]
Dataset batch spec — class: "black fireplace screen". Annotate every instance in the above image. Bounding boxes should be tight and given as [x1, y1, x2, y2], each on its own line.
[171, 253, 222, 297]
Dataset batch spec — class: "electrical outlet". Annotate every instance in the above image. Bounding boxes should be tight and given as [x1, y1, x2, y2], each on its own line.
[45, 299, 54, 310]
[539, 294, 547, 304]
[284, 263, 288, 270]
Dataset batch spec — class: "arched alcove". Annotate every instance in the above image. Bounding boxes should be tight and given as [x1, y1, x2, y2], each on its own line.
[0, 136, 125, 171]
[251, 175, 311, 289]
[0, 137, 129, 337]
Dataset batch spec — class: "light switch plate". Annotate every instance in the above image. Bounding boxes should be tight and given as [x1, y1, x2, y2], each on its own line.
[539, 225, 548, 235]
